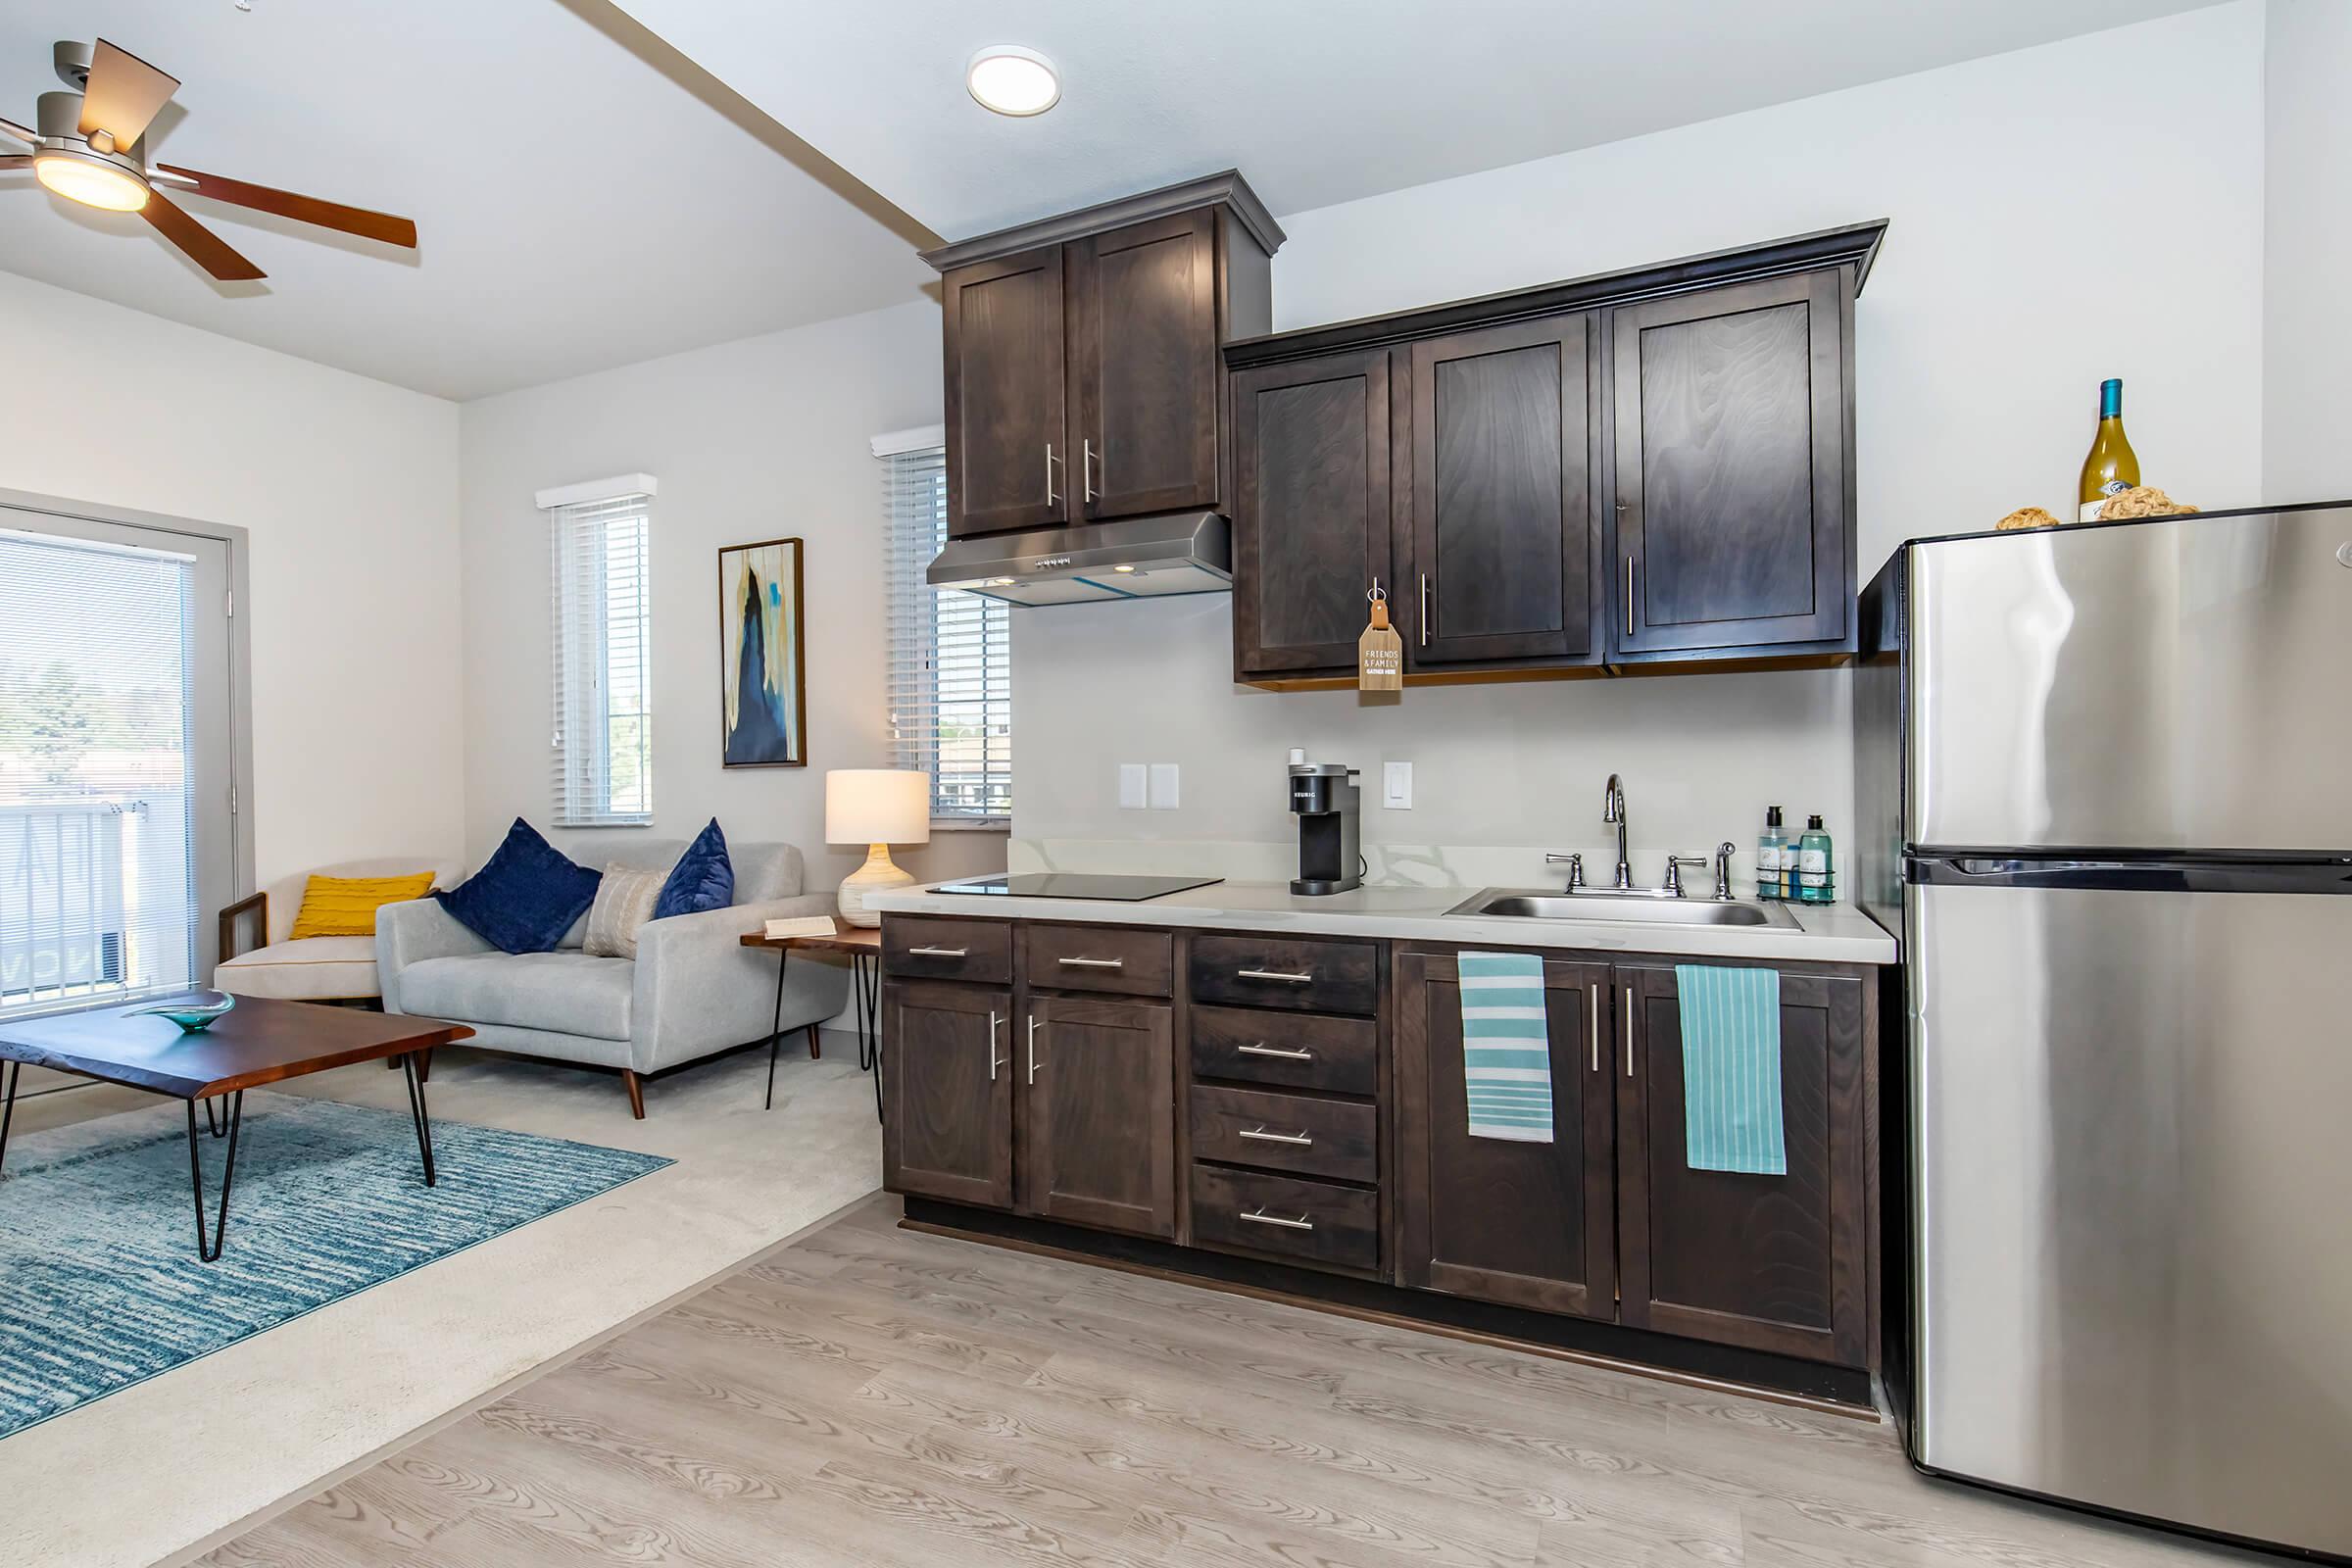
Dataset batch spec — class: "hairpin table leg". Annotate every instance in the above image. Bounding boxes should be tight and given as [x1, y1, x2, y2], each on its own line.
[402, 1053, 436, 1187]
[0, 1059, 20, 1173]
[185, 1091, 244, 1261]
[764, 947, 789, 1111]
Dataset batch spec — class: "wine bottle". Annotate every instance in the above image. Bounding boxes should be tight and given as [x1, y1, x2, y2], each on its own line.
[2078, 377, 2139, 522]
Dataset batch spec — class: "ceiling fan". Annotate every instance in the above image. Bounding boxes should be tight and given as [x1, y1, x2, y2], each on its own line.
[0, 38, 416, 281]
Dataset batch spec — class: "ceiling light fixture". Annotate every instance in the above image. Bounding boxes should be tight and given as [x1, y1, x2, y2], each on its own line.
[33, 147, 149, 212]
[966, 45, 1058, 117]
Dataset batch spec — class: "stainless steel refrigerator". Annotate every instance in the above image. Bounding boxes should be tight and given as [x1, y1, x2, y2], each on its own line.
[1855, 503, 2352, 1559]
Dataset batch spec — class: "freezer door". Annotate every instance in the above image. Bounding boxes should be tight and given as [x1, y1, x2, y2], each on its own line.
[1907, 507, 2352, 852]
[1909, 872, 2352, 1554]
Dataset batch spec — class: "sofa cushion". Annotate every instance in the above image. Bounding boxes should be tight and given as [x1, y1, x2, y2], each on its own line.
[288, 872, 437, 939]
[583, 863, 665, 959]
[215, 937, 379, 1001]
[436, 818, 602, 955]
[654, 818, 734, 920]
[396, 952, 634, 1041]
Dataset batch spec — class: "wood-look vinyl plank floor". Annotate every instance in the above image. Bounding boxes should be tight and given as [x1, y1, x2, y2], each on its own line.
[212, 1199, 2263, 1568]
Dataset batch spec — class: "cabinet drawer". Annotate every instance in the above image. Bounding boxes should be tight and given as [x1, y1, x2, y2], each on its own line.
[1189, 1004, 1378, 1095]
[881, 917, 1011, 985]
[1191, 1085, 1378, 1184]
[1190, 1164, 1379, 1273]
[1022, 924, 1173, 998]
[1188, 935, 1380, 1016]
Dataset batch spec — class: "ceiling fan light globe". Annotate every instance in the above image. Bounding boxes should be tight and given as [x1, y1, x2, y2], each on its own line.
[33, 148, 149, 211]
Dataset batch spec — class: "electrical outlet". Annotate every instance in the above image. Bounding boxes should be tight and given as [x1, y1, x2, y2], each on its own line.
[1118, 762, 1148, 809]
[1383, 760, 1413, 808]
[1149, 762, 1180, 809]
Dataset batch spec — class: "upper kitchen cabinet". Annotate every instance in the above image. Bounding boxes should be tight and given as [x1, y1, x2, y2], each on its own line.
[923, 172, 1282, 540]
[1610, 271, 1851, 662]
[1223, 221, 1883, 687]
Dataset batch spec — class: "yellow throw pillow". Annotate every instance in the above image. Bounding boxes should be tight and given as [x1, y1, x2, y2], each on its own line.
[289, 873, 436, 940]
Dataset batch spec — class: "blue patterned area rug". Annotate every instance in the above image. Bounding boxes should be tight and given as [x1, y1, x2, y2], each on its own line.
[0, 1093, 671, 1440]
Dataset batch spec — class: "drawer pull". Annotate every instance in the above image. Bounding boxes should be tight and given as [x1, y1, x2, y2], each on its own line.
[1056, 956, 1126, 970]
[908, 945, 969, 958]
[1240, 1207, 1315, 1232]
[1236, 1042, 1313, 1061]
[1238, 1126, 1313, 1147]
[988, 1010, 1004, 1082]
[1236, 967, 1314, 984]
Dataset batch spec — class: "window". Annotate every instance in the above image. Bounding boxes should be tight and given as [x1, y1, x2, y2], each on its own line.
[543, 478, 654, 827]
[878, 431, 1009, 825]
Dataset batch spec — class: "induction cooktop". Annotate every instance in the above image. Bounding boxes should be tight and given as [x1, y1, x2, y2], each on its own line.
[929, 873, 1225, 902]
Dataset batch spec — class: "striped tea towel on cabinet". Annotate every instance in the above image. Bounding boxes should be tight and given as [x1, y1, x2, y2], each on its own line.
[1674, 963, 1787, 1175]
[1457, 951, 1552, 1144]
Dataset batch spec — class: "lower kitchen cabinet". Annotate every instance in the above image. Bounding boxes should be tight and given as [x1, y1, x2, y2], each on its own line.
[1021, 994, 1178, 1239]
[1615, 962, 1869, 1366]
[1395, 953, 1616, 1319]
[882, 978, 1013, 1209]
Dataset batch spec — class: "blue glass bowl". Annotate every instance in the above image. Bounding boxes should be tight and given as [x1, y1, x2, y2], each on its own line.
[133, 991, 238, 1031]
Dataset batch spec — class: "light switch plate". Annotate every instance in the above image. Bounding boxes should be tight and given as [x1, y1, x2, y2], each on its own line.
[1118, 762, 1148, 809]
[1149, 762, 1180, 809]
[1383, 760, 1413, 809]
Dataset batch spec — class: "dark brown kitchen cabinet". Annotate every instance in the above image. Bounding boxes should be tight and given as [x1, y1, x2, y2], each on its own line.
[943, 245, 1068, 538]
[881, 979, 1012, 1208]
[1609, 270, 1852, 659]
[1020, 994, 1177, 1239]
[1068, 210, 1220, 519]
[1614, 962, 1868, 1366]
[1395, 952, 1617, 1318]
[1230, 348, 1393, 678]
[1400, 315, 1602, 669]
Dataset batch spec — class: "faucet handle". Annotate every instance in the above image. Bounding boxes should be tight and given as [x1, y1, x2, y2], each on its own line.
[1544, 851, 1587, 891]
[1662, 855, 1707, 898]
[1713, 842, 1738, 902]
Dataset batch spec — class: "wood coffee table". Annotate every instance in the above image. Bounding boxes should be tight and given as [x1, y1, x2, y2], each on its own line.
[0, 994, 474, 1260]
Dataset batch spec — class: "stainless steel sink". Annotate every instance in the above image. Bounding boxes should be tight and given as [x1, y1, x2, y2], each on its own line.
[1446, 888, 1798, 928]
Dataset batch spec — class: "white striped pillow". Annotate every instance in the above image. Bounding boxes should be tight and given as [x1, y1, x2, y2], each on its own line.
[582, 864, 667, 958]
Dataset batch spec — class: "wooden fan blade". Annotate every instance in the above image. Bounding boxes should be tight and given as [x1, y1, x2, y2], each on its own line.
[143, 188, 264, 281]
[0, 155, 28, 172]
[79, 40, 179, 150]
[0, 117, 34, 147]
[154, 164, 416, 249]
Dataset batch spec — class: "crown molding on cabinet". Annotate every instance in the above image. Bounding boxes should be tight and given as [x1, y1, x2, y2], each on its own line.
[919, 169, 1287, 271]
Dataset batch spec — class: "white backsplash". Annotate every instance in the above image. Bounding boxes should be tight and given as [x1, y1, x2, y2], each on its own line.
[1009, 836, 1781, 899]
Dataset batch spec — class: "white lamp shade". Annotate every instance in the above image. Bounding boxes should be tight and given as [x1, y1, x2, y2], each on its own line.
[825, 769, 932, 846]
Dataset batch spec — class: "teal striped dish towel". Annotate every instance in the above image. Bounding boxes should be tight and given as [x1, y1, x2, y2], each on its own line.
[1675, 964, 1786, 1175]
[1458, 951, 1551, 1144]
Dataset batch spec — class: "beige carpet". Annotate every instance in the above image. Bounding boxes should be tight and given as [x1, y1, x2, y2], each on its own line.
[0, 1038, 882, 1568]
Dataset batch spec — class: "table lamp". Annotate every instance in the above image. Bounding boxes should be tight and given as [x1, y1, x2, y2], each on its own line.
[825, 768, 931, 926]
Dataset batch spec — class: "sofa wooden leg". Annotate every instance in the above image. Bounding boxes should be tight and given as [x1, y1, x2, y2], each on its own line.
[807, 1023, 820, 1060]
[622, 1069, 645, 1120]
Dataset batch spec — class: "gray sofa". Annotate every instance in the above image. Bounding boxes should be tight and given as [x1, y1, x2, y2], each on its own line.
[375, 838, 848, 1117]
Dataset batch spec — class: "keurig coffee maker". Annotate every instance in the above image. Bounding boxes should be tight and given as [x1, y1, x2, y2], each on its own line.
[1286, 750, 1362, 895]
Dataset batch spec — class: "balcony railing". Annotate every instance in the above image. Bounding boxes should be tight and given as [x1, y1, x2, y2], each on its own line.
[0, 799, 143, 1013]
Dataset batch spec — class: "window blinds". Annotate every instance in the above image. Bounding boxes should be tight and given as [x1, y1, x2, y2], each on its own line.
[881, 446, 1010, 825]
[548, 492, 653, 827]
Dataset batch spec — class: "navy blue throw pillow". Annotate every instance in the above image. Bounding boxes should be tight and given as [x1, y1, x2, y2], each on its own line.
[654, 818, 734, 919]
[436, 818, 603, 955]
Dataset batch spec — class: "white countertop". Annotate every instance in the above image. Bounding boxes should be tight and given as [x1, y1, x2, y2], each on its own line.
[867, 878, 1898, 965]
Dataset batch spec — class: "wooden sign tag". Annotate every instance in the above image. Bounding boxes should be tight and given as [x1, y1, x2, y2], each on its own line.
[1358, 587, 1403, 691]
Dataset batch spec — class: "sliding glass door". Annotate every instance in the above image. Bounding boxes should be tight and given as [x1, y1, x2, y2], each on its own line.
[0, 504, 237, 1018]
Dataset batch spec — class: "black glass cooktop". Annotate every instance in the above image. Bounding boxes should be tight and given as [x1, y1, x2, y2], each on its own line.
[930, 873, 1225, 902]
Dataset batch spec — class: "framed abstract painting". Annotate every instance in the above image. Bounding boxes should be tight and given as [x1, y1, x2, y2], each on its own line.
[717, 537, 807, 767]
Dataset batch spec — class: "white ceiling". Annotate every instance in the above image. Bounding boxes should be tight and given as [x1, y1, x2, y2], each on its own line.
[0, 0, 937, 400]
[612, 0, 2225, 242]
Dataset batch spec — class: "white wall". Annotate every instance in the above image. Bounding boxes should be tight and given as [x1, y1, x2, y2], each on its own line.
[458, 300, 1004, 890]
[2262, 0, 2352, 504]
[0, 270, 465, 893]
[1015, 2, 2268, 877]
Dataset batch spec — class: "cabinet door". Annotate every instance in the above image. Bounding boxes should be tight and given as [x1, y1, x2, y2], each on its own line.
[1021, 994, 1177, 1239]
[1609, 270, 1849, 656]
[1401, 315, 1600, 667]
[1068, 210, 1220, 520]
[1395, 952, 1616, 1318]
[1614, 963, 1867, 1365]
[944, 244, 1068, 538]
[1231, 349, 1393, 678]
[882, 979, 1013, 1208]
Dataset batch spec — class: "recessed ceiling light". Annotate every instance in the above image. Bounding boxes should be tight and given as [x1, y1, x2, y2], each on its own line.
[967, 45, 1058, 117]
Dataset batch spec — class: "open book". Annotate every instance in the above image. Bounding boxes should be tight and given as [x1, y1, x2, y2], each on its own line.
[763, 915, 839, 940]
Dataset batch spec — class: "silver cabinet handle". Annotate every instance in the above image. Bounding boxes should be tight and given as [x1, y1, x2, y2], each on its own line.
[1238, 1126, 1313, 1147]
[988, 1010, 1004, 1082]
[908, 945, 968, 958]
[1237, 968, 1314, 984]
[1045, 443, 1062, 507]
[1624, 985, 1635, 1078]
[1624, 556, 1635, 632]
[1418, 573, 1431, 646]
[1240, 1208, 1314, 1232]
[1026, 1015, 1041, 1084]
[1082, 437, 1099, 503]
[1590, 983, 1599, 1073]
[1056, 956, 1125, 970]
[1237, 1042, 1313, 1061]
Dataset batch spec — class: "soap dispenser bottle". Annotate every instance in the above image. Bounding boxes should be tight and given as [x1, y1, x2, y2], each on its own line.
[1796, 814, 1835, 904]
[1757, 807, 1788, 902]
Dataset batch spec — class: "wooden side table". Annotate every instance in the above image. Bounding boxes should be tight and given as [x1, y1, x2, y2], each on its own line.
[739, 921, 882, 1119]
